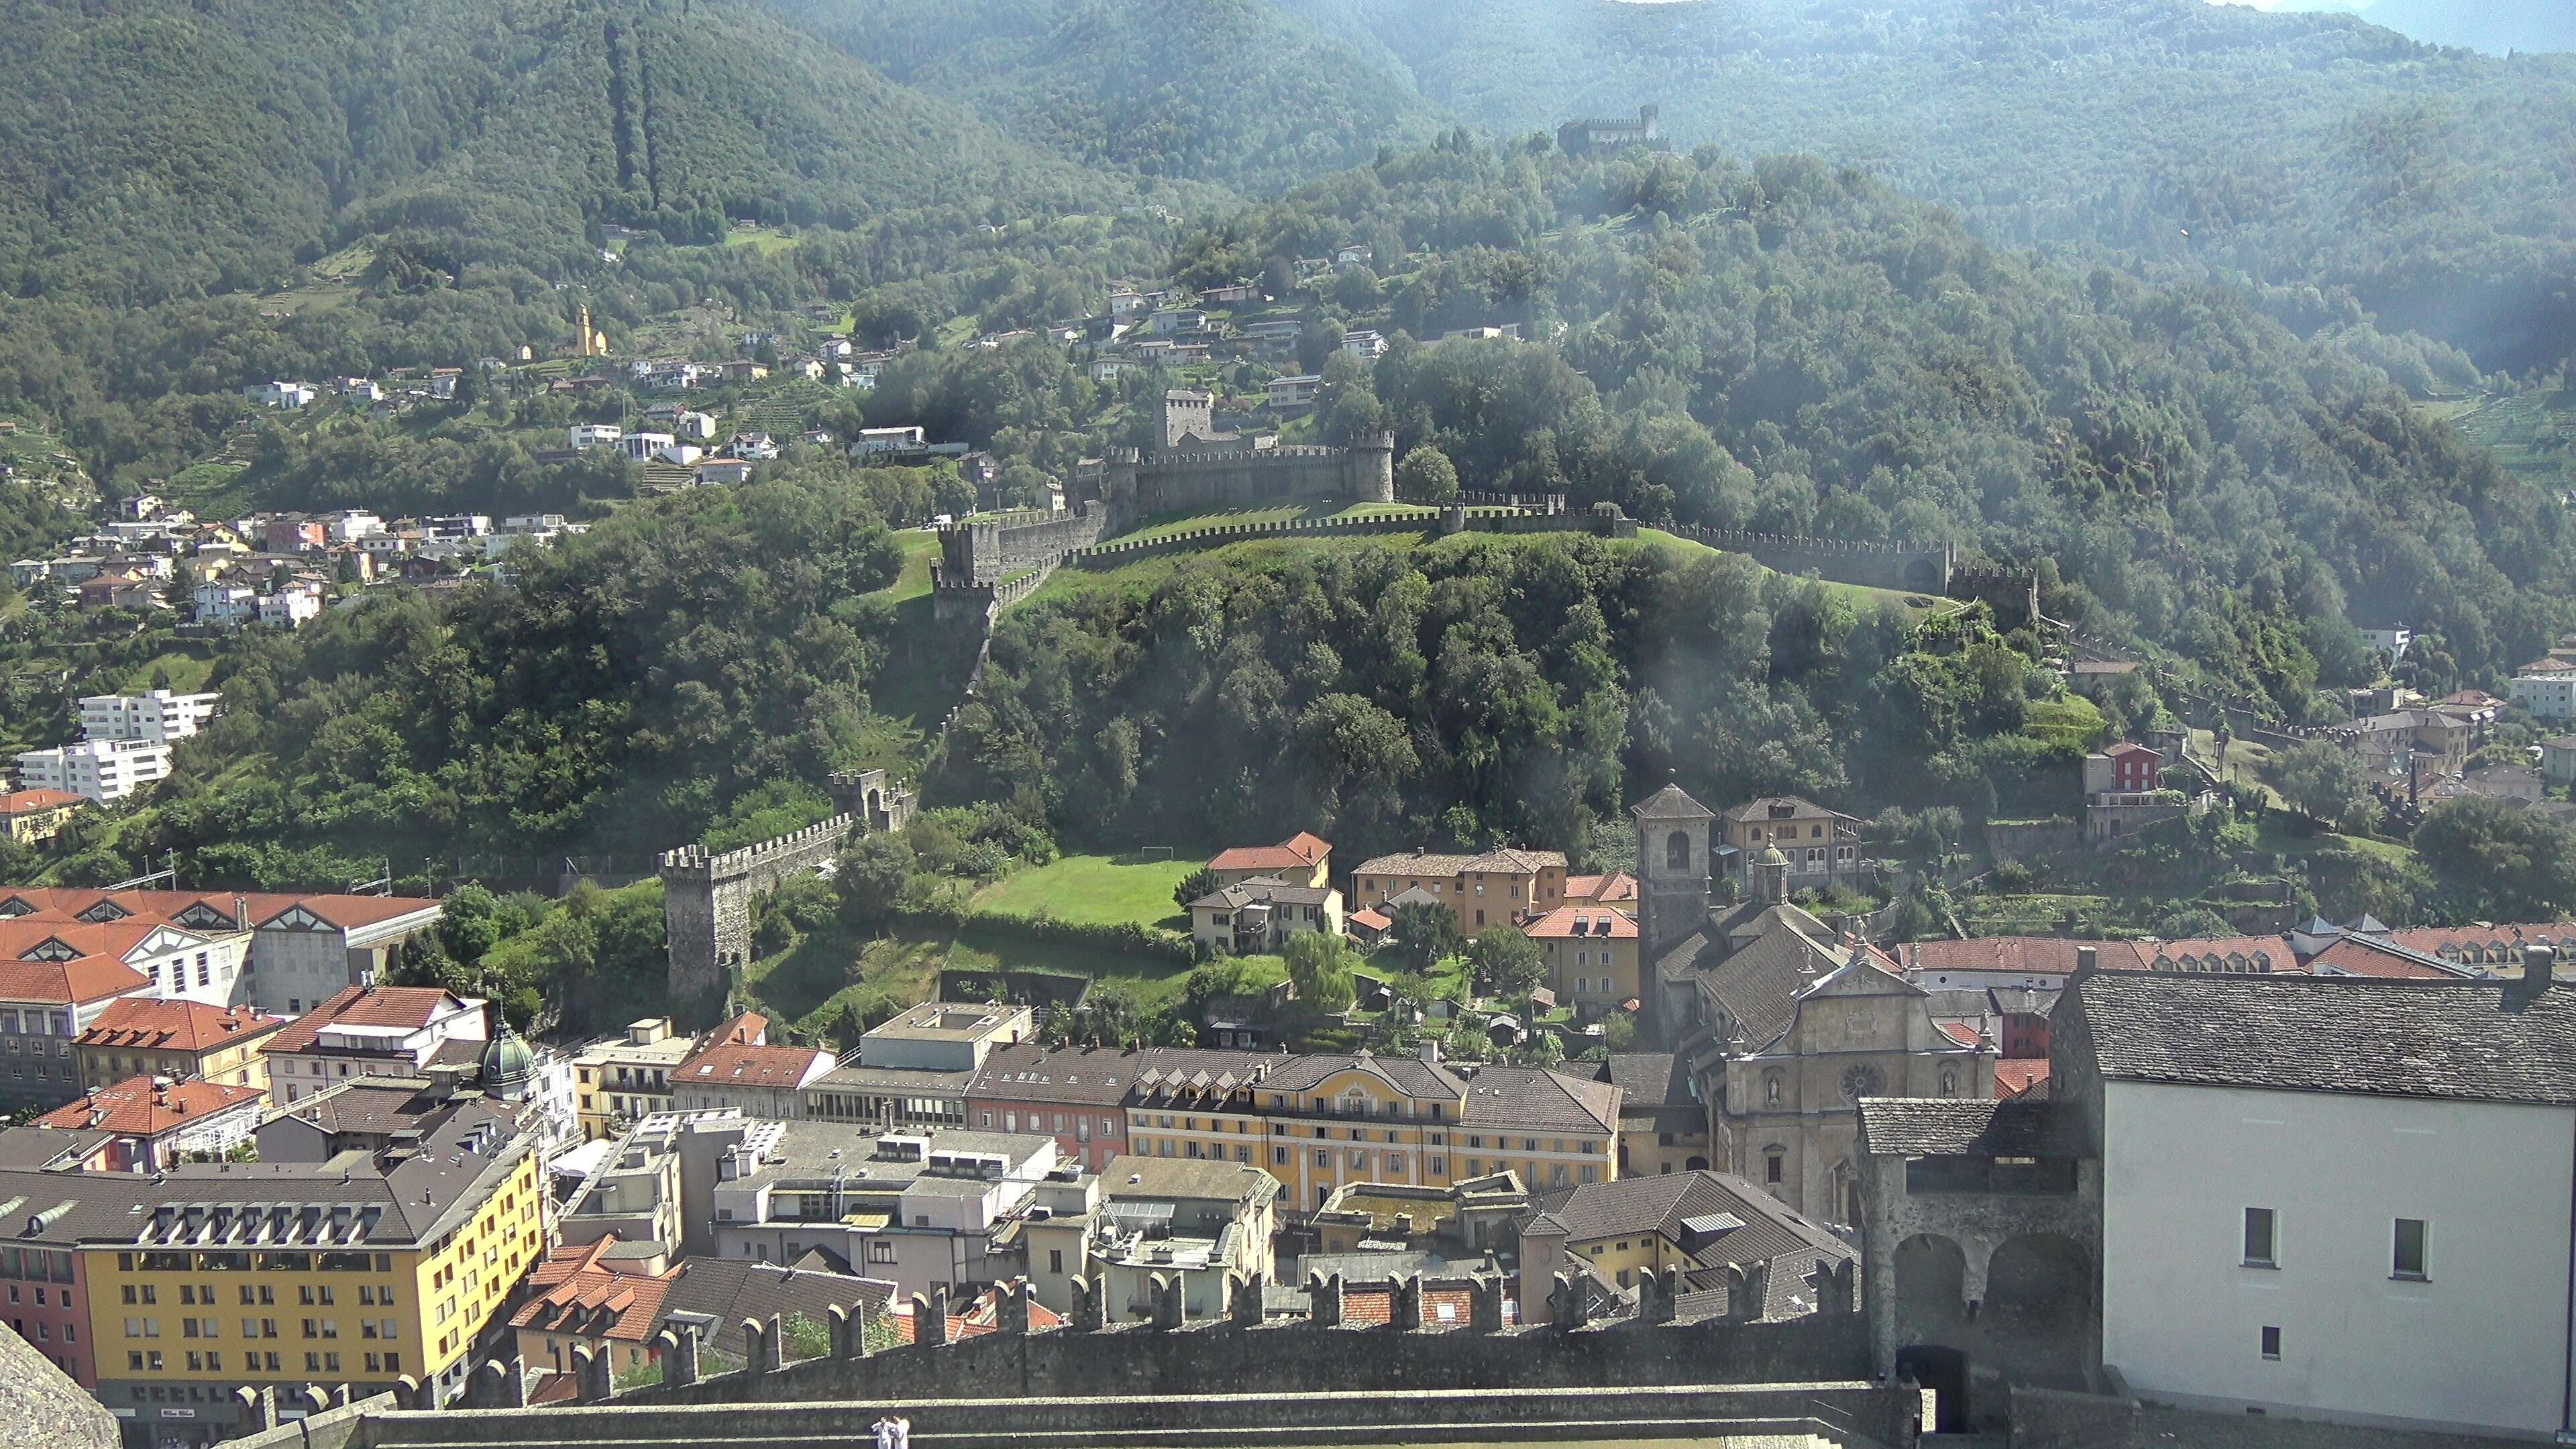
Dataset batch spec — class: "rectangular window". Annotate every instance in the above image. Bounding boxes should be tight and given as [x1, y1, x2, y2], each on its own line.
[2243, 1208, 2277, 1267]
[2259, 1326, 2282, 1360]
[2393, 1218, 2428, 1279]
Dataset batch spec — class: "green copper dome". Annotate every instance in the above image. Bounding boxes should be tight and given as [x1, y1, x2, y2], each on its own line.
[480, 1021, 535, 1091]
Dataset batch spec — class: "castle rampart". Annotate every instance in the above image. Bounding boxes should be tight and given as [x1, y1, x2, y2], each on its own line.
[1656, 523, 1956, 593]
[657, 814, 855, 1017]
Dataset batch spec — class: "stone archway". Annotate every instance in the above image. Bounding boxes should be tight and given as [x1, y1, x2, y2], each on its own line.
[1980, 1232, 2096, 1388]
[1891, 1232, 1969, 1346]
[1902, 556, 1943, 594]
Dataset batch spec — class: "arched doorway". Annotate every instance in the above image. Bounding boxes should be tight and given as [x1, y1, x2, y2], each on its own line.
[1684, 1155, 1709, 1172]
[1982, 1232, 2095, 1387]
[1902, 557, 1943, 594]
[1895, 1344, 1969, 1434]
[1891, 1232, 1970, 1344]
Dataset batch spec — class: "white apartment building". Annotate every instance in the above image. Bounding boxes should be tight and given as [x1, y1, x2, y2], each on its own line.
[2070, 969, 2576, 1439]
[2510, 672, 2576, 721]
[569, 424, 623, 450]
[14, 737, 172, 803]
[78, 690, 221, 744]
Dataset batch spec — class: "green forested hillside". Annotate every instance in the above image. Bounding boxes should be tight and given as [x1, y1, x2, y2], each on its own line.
[773, 0, 1440, 195]
[0, 0, 1138, 307]
[1280, 0, 2576, 372]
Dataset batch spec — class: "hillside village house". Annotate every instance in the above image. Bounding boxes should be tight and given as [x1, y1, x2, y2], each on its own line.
[1186, 877, 1343, 953]
[74, 998, 283, 1096]
[1205, 833, 1330, 889]
[1716, 797, 1867, 892]
[1523, 906, 1639, 1013]
[0, 788, 86, 846]
[1351, 848, 1570, 932]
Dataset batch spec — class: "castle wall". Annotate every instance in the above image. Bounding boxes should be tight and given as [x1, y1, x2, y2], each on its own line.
[657, 814, 856, 1017]
[1658, 525, 1955, 594]
[625, 1313, 1871, 1408]
[940, 506, 1109, 588]
[1106, 435, 1395, 530]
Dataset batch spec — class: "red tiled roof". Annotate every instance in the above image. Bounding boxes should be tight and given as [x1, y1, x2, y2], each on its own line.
[0, 953, 150, 1006]
[35, 1075, 264, 1136]
[264, 985, 475, 1054]
[1563, 871, 1638, 904]
[76, 998, 284, 1053]
[0, 790, 86, 816]
[511, 1240, 676, 1344]
[0, 917, 163, 964]
[1902, 937, 2093, 976]
[2303, 936, 2463, 981]
[677, 1043, 830, 1091]
[1348, 908, 1391, 932]
[1936, 1021, 1982, 1048]
[1209, 833, 1331, 873]
[249, 894, 441, 932]
[1993, 1059, 2051, 1099]
[1521, 906, 1636, 939]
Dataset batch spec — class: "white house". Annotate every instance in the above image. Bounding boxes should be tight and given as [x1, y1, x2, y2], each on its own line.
[13, 737, 172, 803]
[1265, 375, 1324, 409]
[258, 587, 323, 629]
[569, 424, 623, 451]
[2069, 968, 2576, 1440]
[246, 381, 317, 409]
[192, 581, 258, 628]
[619, 431, 676, 464]
[1342, 329, 1388, 359]
[2357, 625, 2412, 660]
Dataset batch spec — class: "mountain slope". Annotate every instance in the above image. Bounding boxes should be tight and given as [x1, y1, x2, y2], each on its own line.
[769, 0, 1442, 194]
[1284, 0, 2576, 370]
[0, 0, 1136, 307]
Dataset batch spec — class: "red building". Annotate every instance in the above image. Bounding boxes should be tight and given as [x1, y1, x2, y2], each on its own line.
[963, 1042, 1136, 1173]
[2086, 741, 2164, 794]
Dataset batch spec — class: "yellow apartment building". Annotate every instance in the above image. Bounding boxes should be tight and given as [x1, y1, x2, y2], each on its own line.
[1114, 1050, 1622, 1214]
[70, 1095, 542, 1444]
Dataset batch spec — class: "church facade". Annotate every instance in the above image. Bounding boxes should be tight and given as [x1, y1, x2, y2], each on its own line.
[1633, 784, 1992, 1224]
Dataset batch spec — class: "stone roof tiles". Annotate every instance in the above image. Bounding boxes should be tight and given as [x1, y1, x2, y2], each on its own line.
[2070, 971, 2576, 1106]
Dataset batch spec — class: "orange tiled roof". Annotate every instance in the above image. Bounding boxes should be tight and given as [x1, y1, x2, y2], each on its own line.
[0, 790, 87, 816]
[264, 985, 474, 1055]
[1521, 906, 1636, 939]
[76, 998, 284, 1053]
[1563, 871, 1638, 904]
[676, 1043, 831, 1091]
[0, 953, 150, 1006]
[34, 1074, 264, 1136]
[1209, 833, 1331, 873]
[1993, 1060, 2051, 1099]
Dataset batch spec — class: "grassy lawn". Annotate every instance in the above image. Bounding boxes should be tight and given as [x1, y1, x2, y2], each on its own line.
[722, 225, 799, 256]
[968, 851, 1199, 930]
[1633, 529, 1964, 616]
[879, 530, 941, 604]
[2022, 695, 2106, 751]
[115, 647, 217, 694]
[1107, 499, 1438, 545]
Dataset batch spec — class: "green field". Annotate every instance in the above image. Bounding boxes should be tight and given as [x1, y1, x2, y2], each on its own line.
[967, 851, 1199, 929]
[883, 529, 941, 604]
[2432, 386, 2576, 489]
[2022, 696, 2107, 751]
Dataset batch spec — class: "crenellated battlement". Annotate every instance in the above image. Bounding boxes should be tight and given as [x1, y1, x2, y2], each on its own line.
[658, 812, 858, 1016]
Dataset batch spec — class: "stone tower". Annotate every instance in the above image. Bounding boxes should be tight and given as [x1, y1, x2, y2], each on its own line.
[1631, 783, 1715, 964]
[1159, 389, 1218, 451]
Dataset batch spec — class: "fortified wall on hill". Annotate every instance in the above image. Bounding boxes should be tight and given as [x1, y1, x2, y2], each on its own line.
[932, 389, 1393, 619]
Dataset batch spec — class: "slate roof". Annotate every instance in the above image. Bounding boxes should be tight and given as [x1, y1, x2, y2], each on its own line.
[258, 1076, 451, 1139]
[1189, 877, 1336, 910]
[1526, 1169, 1854, 1320]
[1454, 1065, 1621, 1134]
[1857, 1096, 2088, 1157]
[2070, 972, 2576, 1106]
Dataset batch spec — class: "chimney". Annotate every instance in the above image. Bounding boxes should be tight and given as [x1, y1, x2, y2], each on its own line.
[2524, 945, 2555, 991]
[2072, 945, 2098, 981]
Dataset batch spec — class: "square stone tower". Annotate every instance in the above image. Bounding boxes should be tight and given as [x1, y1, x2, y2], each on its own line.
[1632, 782, 1715, 965]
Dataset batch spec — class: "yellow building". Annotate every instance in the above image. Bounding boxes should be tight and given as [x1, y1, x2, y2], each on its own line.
[74, 998, 286, 1099]
[1522, 906, 1640, 1014]
[570, 1018, 696, 1141]
[72, 1093, 543, 1440]
[1117, 1050, 1622, 1215]
[1, 788, 87, 846]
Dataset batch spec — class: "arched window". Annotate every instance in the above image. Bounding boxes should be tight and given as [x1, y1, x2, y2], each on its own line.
[1665, 830, 1691, 872]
